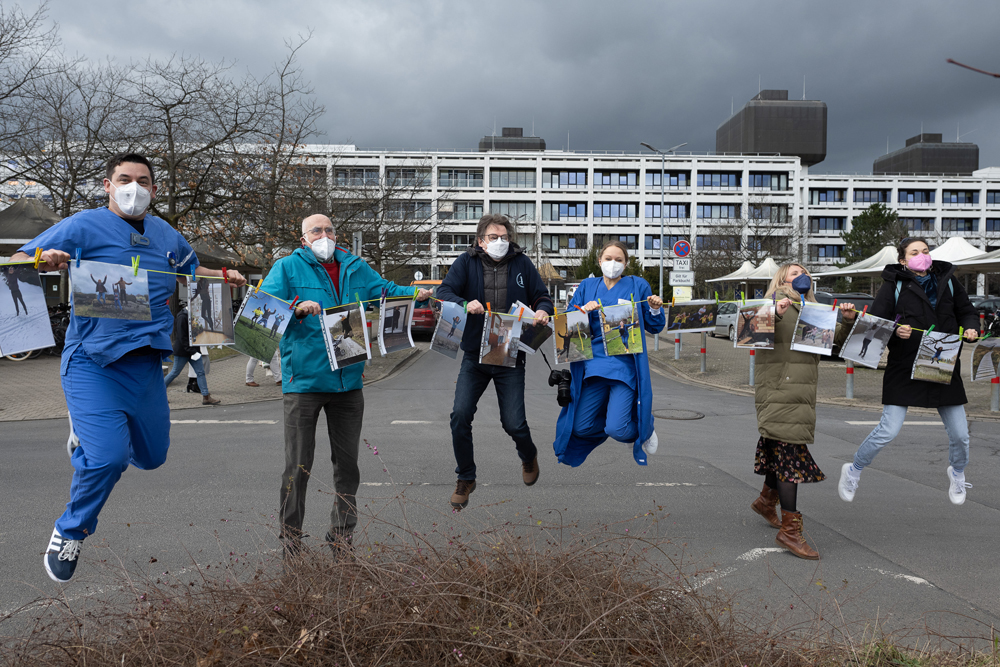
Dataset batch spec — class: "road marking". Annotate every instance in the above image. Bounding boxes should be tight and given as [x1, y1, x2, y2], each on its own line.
[685, 566, 737, 591]
[866, 567, 934, 587]
[737, 547, 785, 562]
[846, 421, 941, 426]
[171, 419, 278, 424]
[635, 482, 699, 487]
[391, 420, 433, 424]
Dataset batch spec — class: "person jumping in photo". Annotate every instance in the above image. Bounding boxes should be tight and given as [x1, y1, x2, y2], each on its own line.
[930, 345, 946, 364]
[114, 276, 132, 310]
[260, 305, 275, 328]
[860, 325, 876, 357]
[251, 307, 262, 325]
[112, 283, 122, 311]
[4, 267, 28, 316]
[270, 313, 284, 338]
[192, 278, 214, 331]
[447, 315, 461, 338]
[91, 274, 109, 305]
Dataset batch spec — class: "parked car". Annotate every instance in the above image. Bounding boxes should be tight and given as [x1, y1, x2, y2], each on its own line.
[974, 296, 1000, 317]
[815, 291, 875, 318]
[410, 279, 443, 337]
[713, 301, 740, 340]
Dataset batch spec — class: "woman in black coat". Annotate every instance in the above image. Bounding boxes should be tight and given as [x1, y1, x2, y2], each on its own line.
[838, 238, 980, 505]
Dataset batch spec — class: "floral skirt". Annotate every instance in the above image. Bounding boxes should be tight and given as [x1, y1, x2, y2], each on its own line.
[753, 436, 825, 484]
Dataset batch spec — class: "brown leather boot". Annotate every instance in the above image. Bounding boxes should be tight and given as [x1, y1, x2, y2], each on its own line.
[450, 479, 476, 510]
[750, 483, 781, 528]
[775, 510, 819, 560]
[521, 456, 539, 486]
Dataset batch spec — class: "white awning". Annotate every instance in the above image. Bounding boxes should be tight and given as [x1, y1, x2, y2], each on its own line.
[704, 260, 757, 283]
[811, 245, 898, 279]
[953, 248, 1000, 273]
[930, 236, 984, 263]
[744, 257, 780, 280]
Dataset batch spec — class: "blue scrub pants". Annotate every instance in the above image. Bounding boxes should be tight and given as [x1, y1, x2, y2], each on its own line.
[57, 349, 171, 540]
[572, 377, 638, 443]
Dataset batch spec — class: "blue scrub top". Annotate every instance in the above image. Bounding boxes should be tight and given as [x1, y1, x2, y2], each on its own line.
[574, 278, 641, 386]
[19, 207, 199, 370]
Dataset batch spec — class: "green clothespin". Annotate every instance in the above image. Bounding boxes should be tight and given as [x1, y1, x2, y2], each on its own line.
[926, 324, 935, 334]
[959, 327, 964, 338]
[132, 255, 141, 276]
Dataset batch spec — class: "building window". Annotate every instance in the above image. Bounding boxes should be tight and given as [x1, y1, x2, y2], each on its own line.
[748, 172, 789, 191]
[898, 189, 935, 204]
[386, 168, 430, 187]
[516, 233, 535, 251]
[809, 216, 846, 233]
[941, 218, 978, 232]
[490, 170, 536, 189]
[542, 202, 587, 221]
[854, 189, 890, 203]
[809, 244, 844, 261]
[696, 172, 741, 189]
[644, 203, 688, 219]
[437, 234, 476, 252]
[986, 192, 1000, 205]
[748, 204, 789, 223]
[696, 235, 740, 251]
[942, 190, 979, 204]
[986, 219, 1000, 232]
[696, 204, 739, 219]
[593, 203, 638, 219]
[900, 217, 934, 232]
[489, 201, 536, 221]
[438, 201, 483, 221]
[334, 168, 379, 186]
[439, 169, 483, 188]
[749, 236, 790, 255]
[541, 170, 587, 189]
[593, 233, 637, 250]
[808, 188, 846, 204]
[387, 200, 433, 219]
[644, 235, 689, 251]
[593, 171, 638, 189]
[541, 233, 588, 251]
[646, 171, 689, 188]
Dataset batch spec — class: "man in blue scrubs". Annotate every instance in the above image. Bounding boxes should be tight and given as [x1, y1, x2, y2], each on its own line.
[11, 153, 246, 583]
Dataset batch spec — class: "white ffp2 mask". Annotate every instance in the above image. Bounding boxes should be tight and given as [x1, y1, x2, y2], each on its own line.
[601, 260, 624, 280]
[309, 237, 336, 262]
[485, 239, 509, 260]
[111, 181, 152, 217]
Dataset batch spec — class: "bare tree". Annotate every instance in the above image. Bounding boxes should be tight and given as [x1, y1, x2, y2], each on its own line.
[182, 37, 328, 276]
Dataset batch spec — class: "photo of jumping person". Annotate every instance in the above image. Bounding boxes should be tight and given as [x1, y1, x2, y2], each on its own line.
[0, 266, 56, 356]
[4, 266, 29, 315]
[430, 300, 466, 359]
[841, 313, 895, 369]
[71, 259, 152, 321]
[188, 276, 234, 345]
[233, 290, 292, 363]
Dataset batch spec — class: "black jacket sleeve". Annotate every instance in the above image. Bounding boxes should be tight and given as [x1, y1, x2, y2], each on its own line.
[949, 277, 981, 331]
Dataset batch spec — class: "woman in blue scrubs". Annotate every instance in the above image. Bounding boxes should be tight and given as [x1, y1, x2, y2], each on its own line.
[553, 241, 665, 467]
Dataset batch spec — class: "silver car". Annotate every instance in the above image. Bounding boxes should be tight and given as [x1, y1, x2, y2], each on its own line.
[713, 301, 739, 340]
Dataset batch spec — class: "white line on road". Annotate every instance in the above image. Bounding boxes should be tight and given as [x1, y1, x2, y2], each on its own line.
[171, 419, 278, 424]
[685, 566, 737, 591]
[390, 420, 434, 424]
[635, 482, 700, 487]
[737, 547, 785, 561]
[866, 567, 934, 586]
[846, 421, 941, 426]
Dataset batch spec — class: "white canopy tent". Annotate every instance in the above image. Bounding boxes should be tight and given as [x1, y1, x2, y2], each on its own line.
[953, 248, 1000, 274]
[811, 245, 898, 279]
[744, 257, 780, 281]
[929, 236, 985, 263]
[704, 260, 757, 283]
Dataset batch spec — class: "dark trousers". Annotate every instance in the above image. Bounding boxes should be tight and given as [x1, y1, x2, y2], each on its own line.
[280, 390, 364, 539]
[450, 350, 537, 481]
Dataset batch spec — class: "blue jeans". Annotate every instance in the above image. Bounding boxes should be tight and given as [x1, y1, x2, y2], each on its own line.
[853, 404, 969, 473]
[164, 355, 209, 396]
[450, 350, 537, 481]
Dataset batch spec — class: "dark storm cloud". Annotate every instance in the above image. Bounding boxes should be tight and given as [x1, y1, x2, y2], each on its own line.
[42, 0, 1000, 171]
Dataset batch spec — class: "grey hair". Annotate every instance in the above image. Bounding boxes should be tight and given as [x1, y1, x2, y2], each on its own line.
[475, 213, 515, 241]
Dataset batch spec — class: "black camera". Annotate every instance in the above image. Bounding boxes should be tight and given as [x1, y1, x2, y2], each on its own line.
[547, 369, 572, 407]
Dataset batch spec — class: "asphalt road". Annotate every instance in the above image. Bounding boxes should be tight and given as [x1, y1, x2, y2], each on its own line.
[2, 346, 999, 645]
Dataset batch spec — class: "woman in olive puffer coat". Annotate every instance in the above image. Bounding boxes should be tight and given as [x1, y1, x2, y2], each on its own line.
[749, 263, 855, 560]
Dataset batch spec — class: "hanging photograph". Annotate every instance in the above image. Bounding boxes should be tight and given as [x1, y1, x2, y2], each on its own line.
[911, 330, 962, 385]
[600, 301, 642, 356]
[0, 265, 56, 356]
[554, 308, 593, 363]
[70, 259, 151, 321]
[790, 303, 838, 356]
[665, 300, 717, 333]
[233, 289, 290, 363]
[971, 338, 1000, 382]
[322, 303, 370, 370]
[378, 296, 414, 356]
[734, 301, 775, 349]
[509, 301, 553, 355]
[188, 277, 234, 345]
[840, 313, 895, 369]
[479, 312, 521, 367]
[430, 300, 466, 359]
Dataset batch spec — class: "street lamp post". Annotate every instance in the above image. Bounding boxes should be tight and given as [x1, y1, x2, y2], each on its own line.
[640, 141, 687, 351]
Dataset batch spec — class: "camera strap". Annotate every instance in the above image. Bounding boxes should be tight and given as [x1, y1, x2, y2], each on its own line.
[539, 349, 554, 372]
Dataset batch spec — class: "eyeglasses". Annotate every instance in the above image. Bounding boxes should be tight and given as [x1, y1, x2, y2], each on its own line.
[485, 234, 509, 242]
[307, 227, 336, 237]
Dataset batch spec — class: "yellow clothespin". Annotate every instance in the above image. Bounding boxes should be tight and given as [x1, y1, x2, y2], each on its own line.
[131, 255, 140, 276]
[32, 247, 42, 269]
[255, 278, 263, 294]
[959, 326, 964, 338]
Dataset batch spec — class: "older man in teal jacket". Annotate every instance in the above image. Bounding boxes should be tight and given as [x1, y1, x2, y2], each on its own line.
[261, 214, 430, 555]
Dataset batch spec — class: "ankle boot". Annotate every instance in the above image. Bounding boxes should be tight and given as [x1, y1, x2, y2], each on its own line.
[775, 510, 819, 560]
[750, 483, 781, 528]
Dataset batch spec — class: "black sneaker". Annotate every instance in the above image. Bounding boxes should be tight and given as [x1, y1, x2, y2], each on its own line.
[44, 528, 81, 583]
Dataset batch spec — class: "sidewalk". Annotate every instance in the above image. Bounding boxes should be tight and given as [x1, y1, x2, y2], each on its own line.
[0, 344, 423, 422]
[647, 331, 1000, 420]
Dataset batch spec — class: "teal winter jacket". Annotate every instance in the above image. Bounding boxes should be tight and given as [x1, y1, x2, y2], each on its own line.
[259, 246, 414, 393]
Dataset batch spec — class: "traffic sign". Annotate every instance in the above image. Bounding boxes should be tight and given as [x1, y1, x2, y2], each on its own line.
[414, 270, 424, 281]
[672, 239, 691, 258]
[669, 270, 695, 286]
[673, 258, 691, 271]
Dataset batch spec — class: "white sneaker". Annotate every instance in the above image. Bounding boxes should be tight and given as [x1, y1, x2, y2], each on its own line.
[641, 431, 658, 455]
[947, 466, 971, 505]
[66, 413, 80, 457]
[838, 463, 860, 502]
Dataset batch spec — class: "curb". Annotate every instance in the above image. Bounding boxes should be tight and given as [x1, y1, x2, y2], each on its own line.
[365, 346, 425, 386]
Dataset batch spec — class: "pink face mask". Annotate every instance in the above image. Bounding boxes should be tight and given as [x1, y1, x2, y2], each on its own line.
[907, 252, 932, 272]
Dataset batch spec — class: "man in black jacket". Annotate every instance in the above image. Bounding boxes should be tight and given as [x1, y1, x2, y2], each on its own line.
[436, 214, 554, 509]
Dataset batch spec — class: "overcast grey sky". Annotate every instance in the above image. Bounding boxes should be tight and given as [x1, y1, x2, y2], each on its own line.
[41, 0, 1000, 173]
